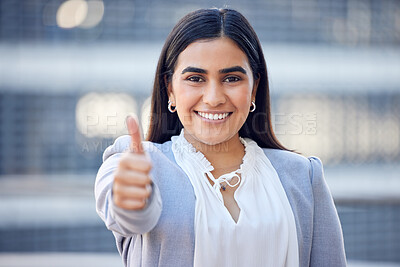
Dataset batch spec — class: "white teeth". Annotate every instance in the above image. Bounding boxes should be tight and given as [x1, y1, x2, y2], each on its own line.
[197, 112, 230, 120]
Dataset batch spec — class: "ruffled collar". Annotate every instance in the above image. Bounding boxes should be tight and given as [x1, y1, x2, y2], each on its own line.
[171, 129, 256, 191]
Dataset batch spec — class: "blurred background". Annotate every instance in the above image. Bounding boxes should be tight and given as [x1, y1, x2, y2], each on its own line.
[0, 0, 399, 266]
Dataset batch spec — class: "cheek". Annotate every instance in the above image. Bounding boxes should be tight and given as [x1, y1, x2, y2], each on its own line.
[233, 88, 252, 109]
[173, 86, 199, 115]
[176, 91, 196, 111]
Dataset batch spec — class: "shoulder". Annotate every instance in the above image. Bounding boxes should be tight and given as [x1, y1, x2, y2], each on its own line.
[102, 135, 162, 161]
[263, 148, 309, 165]
[262, 148, 323, 185]
[263, 148, 310, 171]
[102, 135, 130, 161]
[102, 135, 175, 163]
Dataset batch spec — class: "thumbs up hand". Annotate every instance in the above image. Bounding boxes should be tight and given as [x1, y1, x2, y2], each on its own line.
[112, 115, 153, 210]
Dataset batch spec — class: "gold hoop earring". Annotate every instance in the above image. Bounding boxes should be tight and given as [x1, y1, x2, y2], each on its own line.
[250, 101, 256, 112]
[168, 100, 176, 113]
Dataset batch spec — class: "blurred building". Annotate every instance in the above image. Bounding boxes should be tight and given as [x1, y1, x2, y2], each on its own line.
[0, 0, 399, 264]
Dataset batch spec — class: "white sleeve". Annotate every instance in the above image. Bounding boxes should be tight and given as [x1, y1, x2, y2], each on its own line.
[94, 135, 162, 236]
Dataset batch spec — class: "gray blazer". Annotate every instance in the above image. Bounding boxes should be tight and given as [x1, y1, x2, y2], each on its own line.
[95, 136, 347, 267]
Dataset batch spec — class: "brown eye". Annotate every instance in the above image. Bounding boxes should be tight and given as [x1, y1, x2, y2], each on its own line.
[223, 76, 241, 83]
[187, 76, 204, 82]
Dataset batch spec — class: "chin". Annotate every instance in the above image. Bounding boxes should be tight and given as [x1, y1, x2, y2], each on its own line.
[194, 133, 233, 147]
[202, 139, 223, 146]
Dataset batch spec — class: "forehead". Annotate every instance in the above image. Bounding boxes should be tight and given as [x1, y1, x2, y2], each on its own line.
[175, 37, 251, 72]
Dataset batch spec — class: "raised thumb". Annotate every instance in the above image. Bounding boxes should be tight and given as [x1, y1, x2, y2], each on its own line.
[126, 114, 144, 154]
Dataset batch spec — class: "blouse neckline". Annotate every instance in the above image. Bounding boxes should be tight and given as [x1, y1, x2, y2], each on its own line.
[171, 128, 255, 179]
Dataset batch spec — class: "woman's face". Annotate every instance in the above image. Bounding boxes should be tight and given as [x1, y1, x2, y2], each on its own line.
[168, 37, 258, 147]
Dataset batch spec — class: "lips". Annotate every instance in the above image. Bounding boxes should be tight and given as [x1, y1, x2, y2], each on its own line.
[195, 111, 231, 120]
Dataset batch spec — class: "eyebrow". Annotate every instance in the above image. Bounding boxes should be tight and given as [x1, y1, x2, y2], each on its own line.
[181, 66, 247, 75]
[220, 66, 247, 75]
[181, 67, 207, 74]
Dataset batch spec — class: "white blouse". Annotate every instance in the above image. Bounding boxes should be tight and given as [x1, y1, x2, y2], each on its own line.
[171, 129, 299, 267]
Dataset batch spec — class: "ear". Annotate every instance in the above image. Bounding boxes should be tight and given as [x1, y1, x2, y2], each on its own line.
[252, 74, 260, 100]
[164, 75, 175, 102]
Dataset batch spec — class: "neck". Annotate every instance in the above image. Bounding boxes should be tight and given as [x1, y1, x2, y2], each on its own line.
[183, 132, 245, 170]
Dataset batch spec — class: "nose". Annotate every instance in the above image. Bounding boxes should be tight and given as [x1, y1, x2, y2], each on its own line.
[202, 81, 226, 107]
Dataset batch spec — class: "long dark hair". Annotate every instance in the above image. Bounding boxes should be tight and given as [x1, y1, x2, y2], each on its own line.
[146, 8, 288, 150]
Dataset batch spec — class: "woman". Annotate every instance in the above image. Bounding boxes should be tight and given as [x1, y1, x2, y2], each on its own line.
[95, 8, 346, 267]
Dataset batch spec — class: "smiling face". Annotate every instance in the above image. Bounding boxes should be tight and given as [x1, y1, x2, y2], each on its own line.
[168, 37, 259, 148]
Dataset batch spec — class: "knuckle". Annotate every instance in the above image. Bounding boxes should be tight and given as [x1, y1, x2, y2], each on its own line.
[113, 169, 122, 180]
[144, 161, 152, 172]
[116, 198, 147, 210]
[113, 195, 122, 207]
[113, 184, 126, 196]
[135, 200, 146, 209]
[143, 189, 151, 198]
[141, 175, 152, 185]
[118, 154, 130, 167]
[127, 200, 144, 210]
[135, 156, 151, 171]
[112, 183, 119, 193]
[145, 185, 152, 197]
[114, 169, 128, 183]
[134, 187, 146, 198]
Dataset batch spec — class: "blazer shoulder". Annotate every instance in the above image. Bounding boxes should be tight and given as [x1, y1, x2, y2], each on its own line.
[263, 148, 325, 183]
[102, 135, 130, 162]
[102, 135, 160, 162]
[263, 148, 311, 169]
